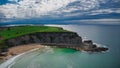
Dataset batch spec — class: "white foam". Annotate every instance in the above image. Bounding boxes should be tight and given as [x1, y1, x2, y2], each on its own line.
[93, 43, 107, 48]
[0, 48, 39, 68]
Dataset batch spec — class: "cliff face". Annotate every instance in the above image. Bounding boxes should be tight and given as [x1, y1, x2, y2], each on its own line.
[5, 32, 82, 47]
[0, 26, 108, 53]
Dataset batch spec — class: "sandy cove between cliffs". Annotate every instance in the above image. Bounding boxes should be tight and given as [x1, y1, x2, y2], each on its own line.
[0, 44, 46, 68]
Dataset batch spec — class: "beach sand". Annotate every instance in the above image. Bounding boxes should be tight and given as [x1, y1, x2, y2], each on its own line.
[0, 44, 45, 63]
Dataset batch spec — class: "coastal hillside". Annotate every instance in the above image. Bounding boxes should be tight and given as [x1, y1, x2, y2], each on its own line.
[0, 26, 69, 43]
[0, 26, 108, 53]
[0, 26, 82, 49]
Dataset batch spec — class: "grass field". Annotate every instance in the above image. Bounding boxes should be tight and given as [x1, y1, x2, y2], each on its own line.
[0, 26, 69, 47]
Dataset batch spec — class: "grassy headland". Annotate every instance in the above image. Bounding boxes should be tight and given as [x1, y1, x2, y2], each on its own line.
[0, 26, 69, 48]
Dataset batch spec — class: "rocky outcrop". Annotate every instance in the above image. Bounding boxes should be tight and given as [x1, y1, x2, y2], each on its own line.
[82, 40, 108, 52]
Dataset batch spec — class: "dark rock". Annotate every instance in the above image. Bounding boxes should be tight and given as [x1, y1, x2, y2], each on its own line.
[92, 44, 97, 48]
[0, 52, 7, 56]
[83, 40, 93, 45]
[90, 47, 108, 52]
[0, 48, 8, 52]
[96, 47, 108, 51]
[5, 32, 82, 47]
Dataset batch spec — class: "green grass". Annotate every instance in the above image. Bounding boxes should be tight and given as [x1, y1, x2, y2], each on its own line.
[0, 26, 69, 44]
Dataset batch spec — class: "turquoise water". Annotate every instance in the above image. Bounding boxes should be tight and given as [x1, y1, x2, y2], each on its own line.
[6, 25, 120, 68]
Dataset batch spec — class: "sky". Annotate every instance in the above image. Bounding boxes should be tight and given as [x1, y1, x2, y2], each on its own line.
[0, 0, 120, 25]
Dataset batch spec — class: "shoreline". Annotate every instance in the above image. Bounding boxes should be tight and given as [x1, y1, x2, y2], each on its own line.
[0, 48, 42, 68]
[0, 44, 45, 64]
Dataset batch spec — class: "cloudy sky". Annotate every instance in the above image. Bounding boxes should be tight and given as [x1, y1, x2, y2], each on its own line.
[0, 0, 120, 25]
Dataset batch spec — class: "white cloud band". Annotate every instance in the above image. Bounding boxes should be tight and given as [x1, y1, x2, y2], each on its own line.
[0, 0, 120, 25]
[0, 0, 107, 19]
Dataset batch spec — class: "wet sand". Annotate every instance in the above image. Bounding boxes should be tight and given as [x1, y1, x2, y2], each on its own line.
[0, 44, 45, 63]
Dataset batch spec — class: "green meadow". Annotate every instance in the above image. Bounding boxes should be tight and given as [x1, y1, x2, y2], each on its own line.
[0, 26, 69, 48]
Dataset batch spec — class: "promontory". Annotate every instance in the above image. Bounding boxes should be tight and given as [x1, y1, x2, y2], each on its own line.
[0, 26, 108, 56]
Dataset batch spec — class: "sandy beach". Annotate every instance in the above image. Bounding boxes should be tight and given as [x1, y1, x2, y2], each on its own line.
[0, 44, 45, 63]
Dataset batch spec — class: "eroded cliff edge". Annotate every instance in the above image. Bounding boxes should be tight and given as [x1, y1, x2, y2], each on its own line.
[5, 32, 82, 46]
[4, 32, 108, 52]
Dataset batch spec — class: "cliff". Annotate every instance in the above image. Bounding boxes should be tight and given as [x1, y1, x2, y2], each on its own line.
[0, 26, 108, 53]
[4, 32, 108, 52]
[5, 32, 82, 47]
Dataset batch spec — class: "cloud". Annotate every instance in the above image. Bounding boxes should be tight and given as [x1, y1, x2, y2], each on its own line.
[0, 0, 75, 19]
[0, 0, 120, 25]
[0, 0, 107, 19]
[90, 8, 120, 14]
[64, 19, 120, 25]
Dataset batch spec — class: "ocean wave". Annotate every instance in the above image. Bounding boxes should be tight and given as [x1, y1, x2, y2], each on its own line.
[0, 48, 39, 68]
[93, 43, 107, 48]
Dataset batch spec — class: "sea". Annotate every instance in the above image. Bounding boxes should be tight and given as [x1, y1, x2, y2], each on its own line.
[0, 24, 120, 68]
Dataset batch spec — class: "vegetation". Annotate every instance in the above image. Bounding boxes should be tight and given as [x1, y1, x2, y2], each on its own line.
[0, 26, 69, 45]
